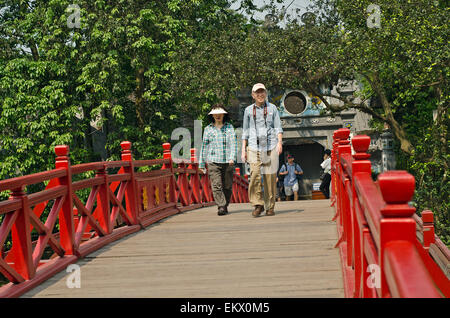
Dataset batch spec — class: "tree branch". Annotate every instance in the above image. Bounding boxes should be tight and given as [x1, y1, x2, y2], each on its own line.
[304, 80, 386, 123]
[29, 39, 39, 61]
[367, 72, 413, 154]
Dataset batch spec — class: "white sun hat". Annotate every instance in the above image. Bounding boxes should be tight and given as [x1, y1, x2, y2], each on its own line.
[208, 108, 228, 115]
[252, 83, 266, 92]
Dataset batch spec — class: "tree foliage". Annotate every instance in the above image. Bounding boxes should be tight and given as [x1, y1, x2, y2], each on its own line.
[0, 0, 246, 182]
[173, 0, 449, 244]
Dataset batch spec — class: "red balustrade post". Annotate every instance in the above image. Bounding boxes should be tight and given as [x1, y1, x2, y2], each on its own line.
[177, 160, 189, 206]
[332, 129, 348, 222]
[244, 174, 249, 202]
[162, 143, 177, 206]
[55, 145, 76, 256]
[378, 171, 417, 298]
[421, 210, 435, 248]
[335, 129, 351, 251]
[95, 164, 111, 233]
[331, 130, 339, 206]
[235, 167, 242, 203]
[121, 141, 139, 225]
[203, 165, 214, 203]
[189, 148, 201, 204]
[230, 167, 238, 204]
[8, 187, 34, 280]
[350, 135, 372, 298]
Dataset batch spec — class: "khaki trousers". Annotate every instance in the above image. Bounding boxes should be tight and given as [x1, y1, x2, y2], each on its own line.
[247, 148, 279, 210]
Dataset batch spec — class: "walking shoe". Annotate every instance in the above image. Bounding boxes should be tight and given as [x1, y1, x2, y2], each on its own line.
[218, 207, 228, 216]
[266, 208, 275, 216]
[252, 205, 264, 217]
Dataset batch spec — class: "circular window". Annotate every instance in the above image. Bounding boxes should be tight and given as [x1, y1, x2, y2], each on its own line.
[283, 91, 307, 115]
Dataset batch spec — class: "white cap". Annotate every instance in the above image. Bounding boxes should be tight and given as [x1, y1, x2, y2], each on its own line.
[208, 108, 228, 115]
[252, 83, 266, 92]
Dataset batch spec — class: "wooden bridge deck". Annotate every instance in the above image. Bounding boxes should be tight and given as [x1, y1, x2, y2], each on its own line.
[22, 200, 344, 298]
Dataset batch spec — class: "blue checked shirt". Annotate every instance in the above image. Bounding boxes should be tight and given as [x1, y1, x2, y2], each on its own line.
[199, 122, 237, 168]
[242, 102, 283, 152]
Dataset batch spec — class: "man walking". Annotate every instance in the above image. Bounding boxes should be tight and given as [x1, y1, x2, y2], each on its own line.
[279, 154, 303, 201]
[241, 83, 283, 217]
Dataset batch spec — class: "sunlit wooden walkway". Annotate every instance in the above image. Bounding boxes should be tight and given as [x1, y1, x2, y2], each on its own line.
[22, 200, 344, 298]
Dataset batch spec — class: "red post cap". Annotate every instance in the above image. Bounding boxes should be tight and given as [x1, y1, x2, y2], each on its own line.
[162, 143, 171, 151]
[421, 210, 434, 224]
[190, 148, 197, 162]
[120, 141, 132, 151]
[378, 171, 415, 204]
[352, 135, 371, 160]
[333, 131, 338, 139]
[55, 145, 69, 157]
[378, 171, 416, 217]
[336, 128, 350, 140]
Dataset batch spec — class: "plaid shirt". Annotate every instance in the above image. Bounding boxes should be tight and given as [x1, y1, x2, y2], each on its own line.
[199, 122, 237, 168]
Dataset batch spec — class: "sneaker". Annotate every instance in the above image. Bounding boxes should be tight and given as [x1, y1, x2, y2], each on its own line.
[218, 207, 227, 216]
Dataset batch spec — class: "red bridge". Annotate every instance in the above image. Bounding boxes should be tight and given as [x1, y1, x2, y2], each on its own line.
[0, 129, 448, 298]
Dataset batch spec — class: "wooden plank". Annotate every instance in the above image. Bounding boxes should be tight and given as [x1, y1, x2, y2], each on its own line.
[21, 200, 344, 298]
[429, 244, 450, 279]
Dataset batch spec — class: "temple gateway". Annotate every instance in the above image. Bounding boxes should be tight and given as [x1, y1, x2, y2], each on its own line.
[229, 81, 396, 199]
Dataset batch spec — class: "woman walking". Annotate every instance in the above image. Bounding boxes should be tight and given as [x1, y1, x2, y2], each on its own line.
[199, 104, 237, 216]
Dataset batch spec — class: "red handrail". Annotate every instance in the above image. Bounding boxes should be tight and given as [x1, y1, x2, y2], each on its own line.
[0, 142, 249, 297]
[331, 128, 450, 298]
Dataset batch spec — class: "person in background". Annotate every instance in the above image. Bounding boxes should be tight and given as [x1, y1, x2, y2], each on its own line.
[275, 176, 285, 202]
[278, 154, 303, 201]
[199, 104, 237, 216]
[319, 149, 332, 199]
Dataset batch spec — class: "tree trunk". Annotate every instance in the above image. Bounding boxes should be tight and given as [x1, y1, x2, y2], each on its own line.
[29, 39, 39, 61]
[371, 74, 413, 155]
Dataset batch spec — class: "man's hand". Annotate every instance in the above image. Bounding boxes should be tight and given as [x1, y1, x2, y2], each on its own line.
[241, 149, 247, 163]
[277, 141, 282, 155]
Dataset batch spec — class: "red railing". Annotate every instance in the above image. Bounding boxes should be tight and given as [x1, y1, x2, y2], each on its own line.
[0, 142, 249, 297]
[331, 128, 450, 298]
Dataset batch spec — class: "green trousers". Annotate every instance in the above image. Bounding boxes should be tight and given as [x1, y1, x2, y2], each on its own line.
[207, 162, 234, 208]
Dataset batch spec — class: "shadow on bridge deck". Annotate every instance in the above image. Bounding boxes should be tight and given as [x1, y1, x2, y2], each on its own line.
[22, 200, 344, 298]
